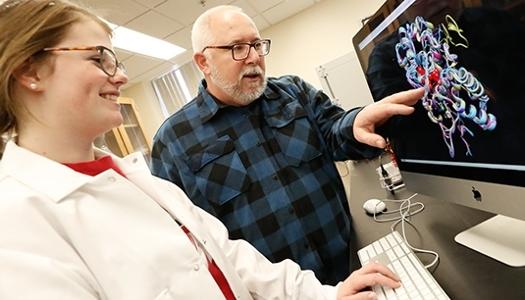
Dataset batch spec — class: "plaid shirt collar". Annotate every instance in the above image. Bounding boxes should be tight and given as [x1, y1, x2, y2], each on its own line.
[197, 79, 281, 123]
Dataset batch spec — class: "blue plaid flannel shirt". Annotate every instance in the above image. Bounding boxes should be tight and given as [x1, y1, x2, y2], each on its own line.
[151, 75, 380, 284]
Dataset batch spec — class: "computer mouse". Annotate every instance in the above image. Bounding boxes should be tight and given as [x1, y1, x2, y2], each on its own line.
[363, 198, 387, 215]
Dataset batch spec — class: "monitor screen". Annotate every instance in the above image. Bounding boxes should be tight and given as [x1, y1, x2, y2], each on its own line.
[352, 0, 525, 266]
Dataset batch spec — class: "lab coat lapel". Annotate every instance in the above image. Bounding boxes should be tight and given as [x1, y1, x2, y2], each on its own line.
[113, 153, 254, 299]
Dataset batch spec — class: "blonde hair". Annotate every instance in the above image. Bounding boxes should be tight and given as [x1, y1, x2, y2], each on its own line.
[191, 5, 252, 54]
[0, 0, 111, 136]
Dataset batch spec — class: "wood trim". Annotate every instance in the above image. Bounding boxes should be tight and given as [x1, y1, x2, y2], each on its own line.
[117, 97, 152, 151]
[111, 128, 129, 155]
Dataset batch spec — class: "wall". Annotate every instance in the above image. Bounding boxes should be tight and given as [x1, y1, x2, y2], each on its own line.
[262, 0, 383, 88]
[123, 0, 385, 143]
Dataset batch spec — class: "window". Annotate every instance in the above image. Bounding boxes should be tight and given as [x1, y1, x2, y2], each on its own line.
[151, 61, 203, 118]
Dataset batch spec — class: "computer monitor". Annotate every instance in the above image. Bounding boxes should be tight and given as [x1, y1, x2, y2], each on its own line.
[352, 0, 525, 267]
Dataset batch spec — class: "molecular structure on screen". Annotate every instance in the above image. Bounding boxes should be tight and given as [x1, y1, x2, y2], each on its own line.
[395, 16, 496, 158]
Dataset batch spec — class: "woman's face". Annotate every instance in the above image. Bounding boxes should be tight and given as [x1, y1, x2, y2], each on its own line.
[35, 18, 128, 140]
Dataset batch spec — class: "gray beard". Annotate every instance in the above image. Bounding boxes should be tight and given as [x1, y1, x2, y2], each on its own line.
[210, 65, 267, 105]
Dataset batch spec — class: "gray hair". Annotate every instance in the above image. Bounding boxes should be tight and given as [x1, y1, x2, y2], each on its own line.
[191, 5, 251, 53]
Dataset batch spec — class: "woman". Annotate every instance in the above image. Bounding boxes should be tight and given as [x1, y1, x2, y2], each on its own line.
[0, 0, 400, 299]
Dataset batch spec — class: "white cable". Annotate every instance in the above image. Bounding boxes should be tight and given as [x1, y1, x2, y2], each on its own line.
[371, 193, 423, 222]
[398, 196, 439, 269]
[370, 193, 440, 269]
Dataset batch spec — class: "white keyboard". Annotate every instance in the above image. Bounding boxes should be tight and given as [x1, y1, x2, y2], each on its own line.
[357, 231, 450, 300]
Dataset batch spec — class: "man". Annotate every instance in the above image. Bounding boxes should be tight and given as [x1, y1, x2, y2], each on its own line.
[151, 5, 423, 284]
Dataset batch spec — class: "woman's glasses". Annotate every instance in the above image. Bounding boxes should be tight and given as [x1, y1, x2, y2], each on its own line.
[41, 45, 126, 77]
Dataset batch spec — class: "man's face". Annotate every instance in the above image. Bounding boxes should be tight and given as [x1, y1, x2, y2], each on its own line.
[203, 12, 267, 106]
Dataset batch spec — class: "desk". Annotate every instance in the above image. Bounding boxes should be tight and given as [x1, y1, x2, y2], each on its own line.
[345, 159, 525, 300]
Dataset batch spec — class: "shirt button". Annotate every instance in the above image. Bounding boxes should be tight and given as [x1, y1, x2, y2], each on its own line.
[272, 174, 278, 180]
[132, 158, 138, 163]
[193, 264, 200, 271]
[108, 177, 116, 182]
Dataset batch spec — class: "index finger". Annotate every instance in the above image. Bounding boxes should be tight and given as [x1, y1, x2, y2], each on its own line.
[357, 262, 399, 281]
[350, 272, 401, 293]
[381, 87, 425, 106]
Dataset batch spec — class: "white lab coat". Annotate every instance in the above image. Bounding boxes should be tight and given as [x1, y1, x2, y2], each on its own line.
[0, 142, 338, 300]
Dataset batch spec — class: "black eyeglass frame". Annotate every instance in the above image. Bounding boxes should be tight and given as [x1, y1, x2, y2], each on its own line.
[202, 39, 271, 61]
[40, 45, 125, 77]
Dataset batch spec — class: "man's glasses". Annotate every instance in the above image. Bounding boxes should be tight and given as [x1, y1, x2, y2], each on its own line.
[202, 39, 271, 61]
[41, 45, 126, 77]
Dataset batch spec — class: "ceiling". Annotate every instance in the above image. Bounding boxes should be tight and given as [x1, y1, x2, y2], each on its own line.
[81, 0, 323, 86]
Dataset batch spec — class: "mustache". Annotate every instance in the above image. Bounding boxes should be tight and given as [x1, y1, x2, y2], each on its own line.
[240, 66, 264, 77]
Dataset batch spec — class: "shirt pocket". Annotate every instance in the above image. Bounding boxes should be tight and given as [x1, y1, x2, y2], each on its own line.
[266, 101, 323, 166]
[189, 135, 250, 205]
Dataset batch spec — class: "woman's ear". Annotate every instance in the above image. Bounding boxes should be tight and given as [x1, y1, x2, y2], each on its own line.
[12, 58, 43, 92]
[194, 52, 211, 76]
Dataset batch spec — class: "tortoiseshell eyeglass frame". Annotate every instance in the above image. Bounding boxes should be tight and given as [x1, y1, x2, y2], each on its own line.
[40, 45, 125, 77]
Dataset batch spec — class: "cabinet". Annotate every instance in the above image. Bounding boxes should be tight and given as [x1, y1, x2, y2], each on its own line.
[100, 97, 152, 164]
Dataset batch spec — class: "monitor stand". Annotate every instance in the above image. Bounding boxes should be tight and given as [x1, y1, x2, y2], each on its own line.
[455, 215, 525, 267]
